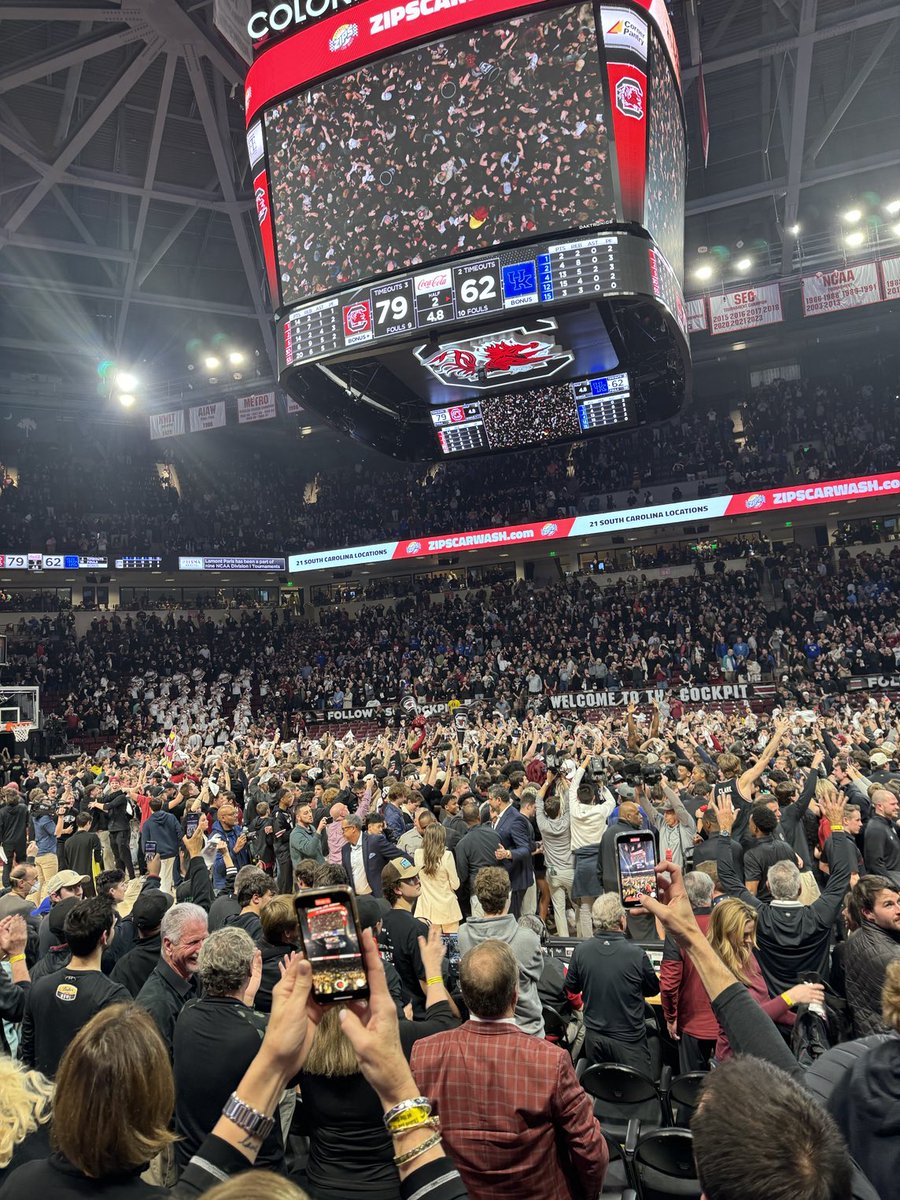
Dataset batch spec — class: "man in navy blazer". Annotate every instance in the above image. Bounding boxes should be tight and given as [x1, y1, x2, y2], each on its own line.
[340, 814, 405, 898]
[488, 784, 534, 918]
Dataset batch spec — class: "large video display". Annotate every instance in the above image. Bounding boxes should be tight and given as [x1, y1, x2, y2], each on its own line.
[264, 2, 615, 305]
[644, 27, 685, 284]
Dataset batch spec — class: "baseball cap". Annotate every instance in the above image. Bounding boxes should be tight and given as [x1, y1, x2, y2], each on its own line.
[660, 799, 677, 812]
[130, 890, 173, 932]
[48, 895, 80, 940]
[381, 858, 420, 892]
[870, 752, 889, 767]
[880, 742, 897, 755]
[46, 869, 88, 895]
[562, 758, 578, 779]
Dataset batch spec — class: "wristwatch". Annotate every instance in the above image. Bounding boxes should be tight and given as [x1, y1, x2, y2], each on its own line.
[222, 1093, 275, 1141]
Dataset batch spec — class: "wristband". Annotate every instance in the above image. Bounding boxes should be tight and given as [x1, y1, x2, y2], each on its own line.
[781, 991, 793, 1007]
[8, 954, 25, 965]
[383, 1097, 432, 1132]
[393, 1130, 442, 1166]
[425, 976, 443, 987]
[391, 1116, 441, 1138]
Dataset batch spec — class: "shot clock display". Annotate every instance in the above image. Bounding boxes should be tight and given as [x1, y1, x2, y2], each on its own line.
[245, 0, 689, 459]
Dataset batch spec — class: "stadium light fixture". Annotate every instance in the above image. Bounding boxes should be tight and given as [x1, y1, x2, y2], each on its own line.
[788, 223, 800, 236]
[693, 264, 714, 281]
[115, 371, 138, 391]
[844, 230, 866, 247]
[886, 199, 900, 215]
[842, 207, 862, 223]
[893, 222, 900, 238]
[228, 350, 245, 366]
[118, 393, 136, 408]
[735, 257, 752, 271]
[204, 355, 221, 370]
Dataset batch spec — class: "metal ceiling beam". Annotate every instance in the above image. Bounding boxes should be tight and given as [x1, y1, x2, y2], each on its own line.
[0, 271, 261, 317]
[115, 50, 176, 351]
[52, 187, 120, 285]
[805, 20, 900, 164]
[682, 3, 900, 80]
[704, 0, 746, 54]
[0, 230, 131, 260]
[0, 24, 143, 95]
[0, 4, 140, 19]
[54, 20, 92, 147]
[61, 165, 231, 209]
[686, 147, 900, 216]
[3, 37, 164, 234]
[183, 46, 277, 372]
[135, 175, 220, 287]
[0, 336, 97, 356]
[780, 0, 817, 273]
[142, 0, 243, 87]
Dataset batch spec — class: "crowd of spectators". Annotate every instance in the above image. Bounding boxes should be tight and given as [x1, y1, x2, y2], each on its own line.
[1, 371, 898, 558]
[2, 544, 899, 741]
[0, 689, 898, 1198]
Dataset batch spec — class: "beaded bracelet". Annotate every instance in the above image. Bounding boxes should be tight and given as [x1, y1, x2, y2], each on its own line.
[393, 1130, 443, 1167]
[383, 1096, 432, 1132]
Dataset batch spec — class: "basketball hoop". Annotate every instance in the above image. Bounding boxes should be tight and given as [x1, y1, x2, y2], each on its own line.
[4, 722, 30, 742]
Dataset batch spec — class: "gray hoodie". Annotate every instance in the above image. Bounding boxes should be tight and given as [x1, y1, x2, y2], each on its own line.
[458, 914, 545, 1037]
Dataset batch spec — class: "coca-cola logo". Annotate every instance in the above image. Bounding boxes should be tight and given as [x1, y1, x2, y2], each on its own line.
[415, 271, 451, 293]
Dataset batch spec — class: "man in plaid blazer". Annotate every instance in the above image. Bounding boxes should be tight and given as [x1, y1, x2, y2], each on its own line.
[411, 939, 607, 1200]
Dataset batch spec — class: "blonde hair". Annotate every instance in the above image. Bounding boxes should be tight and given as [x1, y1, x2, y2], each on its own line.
[815, 778, 839, 804]
[301, 1006, 358, 1078]
[0, 1058, 53, 1169]
[421, 821, 446, 876]
[708, 898, 758, 985]
[202, 1171, 309, 1200]
[883, 960, 900, 1033]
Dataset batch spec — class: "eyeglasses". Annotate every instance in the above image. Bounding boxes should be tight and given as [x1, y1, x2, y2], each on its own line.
[401, 875, 420, 884]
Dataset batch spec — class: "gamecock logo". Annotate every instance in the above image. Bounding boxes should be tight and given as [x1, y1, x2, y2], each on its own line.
[415, 321, 574, 389]
[254, 186, 267, 223]
[616, 76, 645, 119]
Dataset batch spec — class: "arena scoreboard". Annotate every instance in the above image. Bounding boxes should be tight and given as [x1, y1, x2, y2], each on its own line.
[245, 0, 689, 458]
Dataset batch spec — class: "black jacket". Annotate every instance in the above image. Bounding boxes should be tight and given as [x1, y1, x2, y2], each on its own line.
[843, 921, 900, 1037]
[717, 830, 852, 994]
[454, 824, 501, 890]
[0, 800, 28, 846]
[863, 814, 900, 887]
[110, 933, 162, 998]
[135, 959, 198, 1056]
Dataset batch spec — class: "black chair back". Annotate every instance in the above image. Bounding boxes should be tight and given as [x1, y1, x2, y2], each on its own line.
[632, 1128, 701, 1200]
[579, 1063, 663, 1140]
[665, 1071, 708, 1126]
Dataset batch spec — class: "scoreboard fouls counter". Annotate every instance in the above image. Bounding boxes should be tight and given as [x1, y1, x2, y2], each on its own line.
[245, 0, 689, 459]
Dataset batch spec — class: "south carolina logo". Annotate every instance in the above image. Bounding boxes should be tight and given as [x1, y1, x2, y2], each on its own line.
[616, 76, 645, 119]
[745, 493, 766, 509]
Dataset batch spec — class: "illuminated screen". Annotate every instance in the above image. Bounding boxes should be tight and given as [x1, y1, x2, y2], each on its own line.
[644, 27, 685, 284]
[264, 2, 615, 305]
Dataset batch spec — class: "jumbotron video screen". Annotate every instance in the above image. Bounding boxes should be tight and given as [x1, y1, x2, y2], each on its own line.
[245, 0, 689, 459]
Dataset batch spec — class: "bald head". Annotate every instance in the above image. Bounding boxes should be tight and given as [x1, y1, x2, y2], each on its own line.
[619, 801, 641, 827]
[459, 940, 518, 1020]
[872, 788, 899, 819]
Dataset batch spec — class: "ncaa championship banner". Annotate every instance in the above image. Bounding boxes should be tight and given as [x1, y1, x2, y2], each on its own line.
[287, 469, 900, 574]
[801, 262, 882, 317]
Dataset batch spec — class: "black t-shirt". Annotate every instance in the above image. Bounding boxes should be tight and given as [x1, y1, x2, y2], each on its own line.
[173, 996, 283, 1175]
[22, 967, 130, 1077]
[63, 830, 101, 881]
[743, 836, 796, 901]
[378, 908, 428, 1014]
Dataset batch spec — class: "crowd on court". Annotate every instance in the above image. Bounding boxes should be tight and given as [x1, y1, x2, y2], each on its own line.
[0, 690, 898, 1198]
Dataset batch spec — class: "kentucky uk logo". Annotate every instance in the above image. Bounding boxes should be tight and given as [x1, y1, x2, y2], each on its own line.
[414, 322, 573, 390]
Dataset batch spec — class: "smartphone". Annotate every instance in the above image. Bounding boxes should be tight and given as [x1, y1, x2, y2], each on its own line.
[185, 814, 200, 837]
[294, 885, 370, 1004]
[144, 840, 157, 856]
[441, 931, 460, 975]
[615, 830, 659, 909]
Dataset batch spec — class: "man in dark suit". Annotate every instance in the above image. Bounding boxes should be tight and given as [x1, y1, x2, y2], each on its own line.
[488, 784, 533, 918]
[340, 814, 405, 898]
[455, 800, 502, 917]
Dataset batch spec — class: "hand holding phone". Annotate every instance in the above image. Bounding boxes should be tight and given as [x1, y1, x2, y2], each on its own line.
[615, 830, 659, 908]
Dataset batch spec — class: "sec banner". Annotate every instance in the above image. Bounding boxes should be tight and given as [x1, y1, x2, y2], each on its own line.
[802, 262, 881, 317]
[708, 284, 782, 335]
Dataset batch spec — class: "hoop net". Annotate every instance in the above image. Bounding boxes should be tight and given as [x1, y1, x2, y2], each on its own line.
[4, 722, 30, 742]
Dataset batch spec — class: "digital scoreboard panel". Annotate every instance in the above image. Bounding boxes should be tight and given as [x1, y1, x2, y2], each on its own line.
[245, 0, 688, 459]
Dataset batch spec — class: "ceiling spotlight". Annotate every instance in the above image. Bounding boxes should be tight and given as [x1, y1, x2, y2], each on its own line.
[892, 222, 900, 238]
[228, 350, 245, 366]
[204, 355, 221, 370]
[118, 393, 136, 408]
[735, 257, 752, 271]
[843, 207, 862, 224]
[693, 264, 714, 281]
[788, 223, 800, 236]
[844, 230, 866, 247]
[886, 199, 900, 215]
[115, 371, 138, 391]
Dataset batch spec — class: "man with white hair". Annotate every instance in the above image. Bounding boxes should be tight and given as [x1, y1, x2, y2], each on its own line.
[136, 901, 208, 1055]
[564, 892, 659, 1073]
